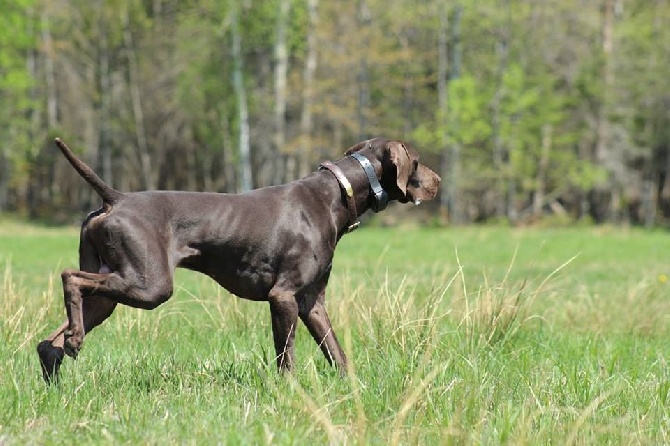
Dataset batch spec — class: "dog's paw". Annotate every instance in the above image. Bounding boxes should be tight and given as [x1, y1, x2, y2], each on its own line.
[63, 339, 80, 359]
[37, 340, 65, 384]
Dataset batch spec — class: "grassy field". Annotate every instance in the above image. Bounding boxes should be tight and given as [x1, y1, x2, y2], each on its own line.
[1, 219, 670, 444]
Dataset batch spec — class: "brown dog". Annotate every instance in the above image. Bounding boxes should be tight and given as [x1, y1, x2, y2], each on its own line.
[37, 137, 440, 383]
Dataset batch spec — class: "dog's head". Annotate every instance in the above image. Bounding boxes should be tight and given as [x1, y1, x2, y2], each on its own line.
[345, 138, 441, 204]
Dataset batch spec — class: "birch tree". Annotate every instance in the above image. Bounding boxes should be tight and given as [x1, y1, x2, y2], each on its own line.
[274, 0, 290, 181]
[298, 0, 318, 178]
[231, 4, 252, 192]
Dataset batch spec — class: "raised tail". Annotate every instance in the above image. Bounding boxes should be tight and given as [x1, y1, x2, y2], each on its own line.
[55, 138, 123, 205]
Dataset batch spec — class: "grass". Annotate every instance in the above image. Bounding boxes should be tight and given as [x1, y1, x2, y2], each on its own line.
[1, 219, 670, 444]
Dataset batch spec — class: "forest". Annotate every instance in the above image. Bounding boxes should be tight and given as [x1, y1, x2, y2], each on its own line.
[1, 0, 669, 226]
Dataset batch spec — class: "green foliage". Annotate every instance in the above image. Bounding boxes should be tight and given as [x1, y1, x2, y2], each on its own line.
[1, 0, 670, 224]
[614, 1, 670, 154]
[412, 74, 492, 154]
[0, 1, 36, 120]
[448, 74, 493, 146]
[0, 0, 38, 191]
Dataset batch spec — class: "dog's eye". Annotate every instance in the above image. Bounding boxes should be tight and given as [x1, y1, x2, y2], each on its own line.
[413, 160, 419, 171]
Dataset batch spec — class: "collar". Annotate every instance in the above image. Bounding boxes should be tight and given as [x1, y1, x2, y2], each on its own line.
[349, 152, 389, 212]
[319, 161, 360, 233]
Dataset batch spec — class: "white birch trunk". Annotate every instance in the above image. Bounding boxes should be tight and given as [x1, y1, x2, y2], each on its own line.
[122, 7, 154, 190]
[232, 6, 252, 192]
[298, 0, 318, 179]
[275, 0, 290, 182]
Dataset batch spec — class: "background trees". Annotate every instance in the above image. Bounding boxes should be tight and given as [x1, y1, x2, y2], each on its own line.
[1, 0, 669, 226]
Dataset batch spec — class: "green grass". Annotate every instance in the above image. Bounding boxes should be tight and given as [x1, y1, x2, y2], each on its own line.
[1, 221, 670, 444]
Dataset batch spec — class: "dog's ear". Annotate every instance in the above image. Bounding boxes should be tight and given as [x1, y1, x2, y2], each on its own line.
[384, 141, 413, 198]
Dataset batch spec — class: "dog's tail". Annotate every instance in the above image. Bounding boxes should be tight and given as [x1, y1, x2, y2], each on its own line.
[55, 138, 123, 205]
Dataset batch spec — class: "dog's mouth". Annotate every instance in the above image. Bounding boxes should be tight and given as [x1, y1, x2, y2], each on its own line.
[399, 196, 421, 205]
[403, 189, 422, 205]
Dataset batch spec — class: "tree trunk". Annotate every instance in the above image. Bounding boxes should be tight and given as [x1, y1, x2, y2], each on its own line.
[534, 124, 552, 217]
[232, 6, 252, 192]
[402, 69, 414, 139]
[219, 103, 236, 192]
[184, 129, 197, 191]
[645, 0, 663, 226]
[42, 10, 57, 131]
[492, 46, 507, 219]
[596, 0, 618, 222]
[98, 9, 113, 196]
[643, 170, 656, 228]
[447, 5, 462, 223]
[492, 0, 510, 220]
[356, 0, 371, 140]
[275, 0, 290, 182]
[641, 104, 657, 227]
[122, 7, 154, 190]
[596, 0, 614, 165]
[0, 148, 8, 211]
[298, 0, 318, 179]
[437, 0, 449, 215]
[507, 175, 518, 222]
[41, 9, 60, 209]
[24, 11, 37, 215]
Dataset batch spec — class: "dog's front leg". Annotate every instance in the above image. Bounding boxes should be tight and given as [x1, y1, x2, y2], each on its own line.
[300, 296, 347, 374]
[297, 268, 348, 375]
[268, 288, 299, 372]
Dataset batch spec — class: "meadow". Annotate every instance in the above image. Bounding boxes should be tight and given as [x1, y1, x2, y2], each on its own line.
[1, 218, 669, 444]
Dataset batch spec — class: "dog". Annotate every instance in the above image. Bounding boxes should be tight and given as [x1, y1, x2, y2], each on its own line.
[37, 137, 440, 383]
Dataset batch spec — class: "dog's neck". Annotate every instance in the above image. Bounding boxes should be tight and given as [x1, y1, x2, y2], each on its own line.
[319, 154, 386, 234]
[319, 160, 360, 232]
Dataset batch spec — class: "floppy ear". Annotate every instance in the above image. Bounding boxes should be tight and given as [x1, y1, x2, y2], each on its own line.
[385, 142, 412, 198]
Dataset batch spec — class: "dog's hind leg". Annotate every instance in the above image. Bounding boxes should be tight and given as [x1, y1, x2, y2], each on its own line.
[36, 321, 68, 384]
[60, 266, 173, 358]
[37, 237, 118, 383]
[37, 296, 117, 383]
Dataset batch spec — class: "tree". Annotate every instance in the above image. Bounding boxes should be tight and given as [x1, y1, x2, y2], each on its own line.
[231, 3, 252, 192]
[1, 0, 670, 227]
[122, 2, 154, 190]
[0, 0, 36, 212]
[274, 0, 290, 181]
[297, 0, 319, 178]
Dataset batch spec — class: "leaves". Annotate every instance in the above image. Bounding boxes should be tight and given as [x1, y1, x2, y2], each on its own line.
[0, 0, 669, 224]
